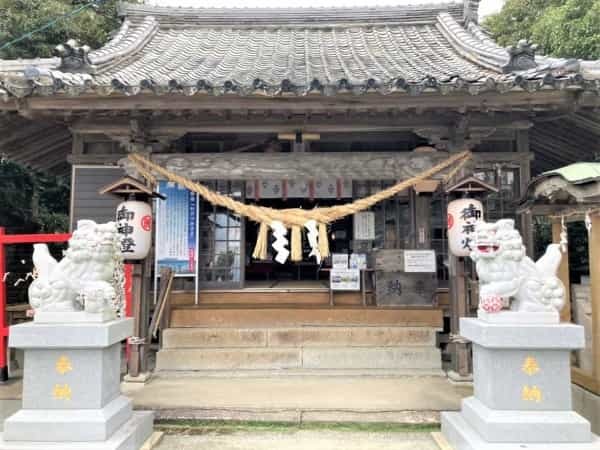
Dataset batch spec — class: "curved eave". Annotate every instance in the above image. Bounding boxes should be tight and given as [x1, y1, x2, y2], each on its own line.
[1, 72, 596, 101]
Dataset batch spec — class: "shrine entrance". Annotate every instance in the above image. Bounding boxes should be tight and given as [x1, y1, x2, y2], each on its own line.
[245, 197, 353, 286]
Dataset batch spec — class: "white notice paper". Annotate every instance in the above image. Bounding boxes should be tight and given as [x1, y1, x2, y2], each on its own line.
[332, 253, 349, 269]
[330, 268, 360, 291]
[403, 250, 436, 273]
[353, 212, 375, 240]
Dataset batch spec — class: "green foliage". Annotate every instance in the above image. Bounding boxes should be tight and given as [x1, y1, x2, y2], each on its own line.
[0, 0, 122, 59]
[0, 160, 70, 233]
[484, 0, 600, 60]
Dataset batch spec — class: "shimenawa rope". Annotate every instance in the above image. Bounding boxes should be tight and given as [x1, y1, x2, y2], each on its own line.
[128, 150, 472, 262]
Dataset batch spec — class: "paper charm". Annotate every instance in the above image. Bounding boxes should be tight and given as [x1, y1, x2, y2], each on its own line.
[271, 221, 290, 264]
[304, 219, 321, 264]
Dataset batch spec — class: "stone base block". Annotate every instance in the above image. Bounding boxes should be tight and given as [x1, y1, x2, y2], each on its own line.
[4, 396, 132, 442]
[9, 319, 133, 349]
[0, 411, 153, 450]
[461, 396, 591, 443]
[460, 318, 585, 349]
[123, 373, 152, 384]
[477, 311, 559, 324]
[442, 411, 600, 450]
[34, 311, 116, 324]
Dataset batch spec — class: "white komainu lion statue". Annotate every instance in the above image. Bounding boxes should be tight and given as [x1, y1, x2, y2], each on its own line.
[471, 219, 565, 314]
[28, 220, 124, 317]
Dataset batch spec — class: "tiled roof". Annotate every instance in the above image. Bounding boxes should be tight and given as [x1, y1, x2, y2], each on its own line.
[1, 1, 599, 100]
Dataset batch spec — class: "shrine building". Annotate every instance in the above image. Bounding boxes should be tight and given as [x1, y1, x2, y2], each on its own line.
[1, 0, 600, 381]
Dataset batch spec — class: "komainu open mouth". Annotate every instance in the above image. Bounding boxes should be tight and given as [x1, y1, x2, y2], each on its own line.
[477, 245, 499, 253]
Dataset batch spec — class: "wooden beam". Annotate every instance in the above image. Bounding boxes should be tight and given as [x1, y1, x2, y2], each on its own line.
[67, 153, 124, 165]
[68, 114, 537, 136]
[0, 100, 18, 111]
[137, 151, 532, 181]
[552, 219, 571, 323]
[25, 90, 578, 112]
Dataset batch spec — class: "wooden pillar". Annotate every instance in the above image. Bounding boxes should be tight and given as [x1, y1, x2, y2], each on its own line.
[449, 254, 470, 376]
[552, 219, 571, 323]
[414, 192, 432, 249]
[589, 213, 600, 385]
[517, 130, 534, 257]
[128, 263, 143, 378]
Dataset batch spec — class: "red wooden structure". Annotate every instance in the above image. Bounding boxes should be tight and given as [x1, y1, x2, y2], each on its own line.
[0, 227, 133, 382]
[0, 227, 71, 382]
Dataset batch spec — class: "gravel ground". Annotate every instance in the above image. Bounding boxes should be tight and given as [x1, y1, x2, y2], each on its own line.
[154, 430, 439, 450]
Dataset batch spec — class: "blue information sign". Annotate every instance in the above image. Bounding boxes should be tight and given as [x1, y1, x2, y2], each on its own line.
[156, 181, 198, 275]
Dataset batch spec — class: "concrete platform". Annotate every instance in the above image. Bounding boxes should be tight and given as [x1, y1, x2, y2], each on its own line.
[0, 411, 153, 450]
[153, 430, 439, 450]
[122, 375, 471, 422]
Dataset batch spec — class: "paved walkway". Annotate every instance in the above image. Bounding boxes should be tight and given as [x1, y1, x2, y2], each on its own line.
[123, 375, 472, 422]
[154, 431, 441, 450]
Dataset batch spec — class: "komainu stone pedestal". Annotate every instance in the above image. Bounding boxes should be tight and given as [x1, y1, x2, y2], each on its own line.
[0, 318, 153, 449]
[442, 315, 600, 449]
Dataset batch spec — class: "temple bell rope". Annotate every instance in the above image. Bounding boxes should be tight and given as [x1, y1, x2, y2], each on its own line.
[128, 150, 472, 263]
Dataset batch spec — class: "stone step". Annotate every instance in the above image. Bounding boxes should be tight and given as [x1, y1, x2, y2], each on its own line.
[169, 307, 443, 328]
[151, 368, 446, 378]
[156, 346, 441, 371]
[162, 326, 437, 349]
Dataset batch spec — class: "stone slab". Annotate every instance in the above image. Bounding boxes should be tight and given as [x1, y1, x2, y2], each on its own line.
[302, 347, 441, 370]
[140, 432, 163, 450]
[460, 318, 585, 349]
[9, 319, 133, 349]
[477, 311, 559, 324]
[22, 345, 120, 410]
[162, 329, 267, 349]
[123, 373, 152, 384]
[122, 375, 467, 413]
[268, 327, 437, 347]
[34, 311, 116, 324]
[441, 411, 600, 450]
[574, 383, 600, 435]
[473, 345, 572, 411]
[461, 396, 591, 443]
[4, 396, 132, 442]
[0, 411, 153, 450]
[156, 348, 301, 371]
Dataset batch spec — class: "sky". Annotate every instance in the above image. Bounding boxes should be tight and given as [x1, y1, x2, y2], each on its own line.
[151, 0, 505, 19]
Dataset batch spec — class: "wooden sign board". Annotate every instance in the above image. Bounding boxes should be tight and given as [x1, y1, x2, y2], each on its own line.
[376, 271, 438, 306]
[371, 249, 404, 272]
[351, 240, 372, 253]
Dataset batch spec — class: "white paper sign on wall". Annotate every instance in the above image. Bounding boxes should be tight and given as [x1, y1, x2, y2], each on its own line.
[353, 212, 375, 240]
[447, 199, 484, 256]
[332, 253, 349, 269]
[404, 250, 436, 273]
[330, 268, 360, 291]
